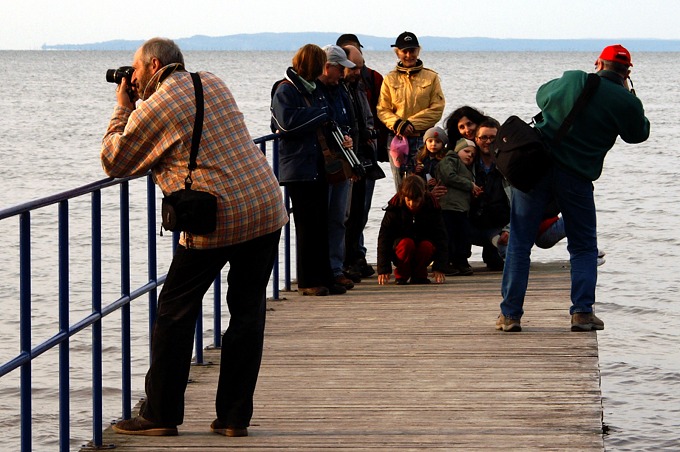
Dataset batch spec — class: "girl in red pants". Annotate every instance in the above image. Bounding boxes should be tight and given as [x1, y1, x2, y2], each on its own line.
[377, 175, 448, 285]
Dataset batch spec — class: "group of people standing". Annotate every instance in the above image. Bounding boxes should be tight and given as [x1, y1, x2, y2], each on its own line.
[271, 34, 390, 296]
[271, 31, 515, 296]
[101, 34, 649, 439]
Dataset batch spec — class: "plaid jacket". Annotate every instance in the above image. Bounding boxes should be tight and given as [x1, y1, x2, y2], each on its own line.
[102, 70, 288, 248]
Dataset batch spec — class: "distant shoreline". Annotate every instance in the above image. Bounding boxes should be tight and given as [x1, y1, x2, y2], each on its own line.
[39, 32, 680, 52]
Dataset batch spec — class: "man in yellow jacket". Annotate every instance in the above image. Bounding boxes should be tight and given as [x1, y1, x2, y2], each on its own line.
[377, 31, 446, 191]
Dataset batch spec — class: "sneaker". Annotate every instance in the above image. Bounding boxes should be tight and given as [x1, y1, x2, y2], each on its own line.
[444, 263, 460, 276]
[112, 416, 178, 436]
[395, 278, 409, 285]
[349, 258, 375, 278]
[210, 419, 248, 437]
[571, 312, 605, 332]
[410, 277, 431, 284]
[298, 286, 329, 296]
[597, 249, 606, 266]
[327, 283, 347, 295]
[359, 262, 376, 278]
[456, 263, 473, 276]
[486, 261, 504, 271]
[495, 313, 522, 332]
[343, 270, 362, 283]
[334, 274, 355, 290]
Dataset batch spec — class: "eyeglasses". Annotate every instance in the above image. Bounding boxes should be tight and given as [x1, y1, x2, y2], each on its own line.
[476, 135, 496, 142]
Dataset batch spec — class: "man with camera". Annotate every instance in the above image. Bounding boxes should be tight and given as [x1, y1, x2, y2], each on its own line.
[496, 44, 650, 333]
[101, 37, 288, 437]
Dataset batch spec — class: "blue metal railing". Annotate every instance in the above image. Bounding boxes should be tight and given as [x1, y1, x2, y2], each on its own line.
[0, 133, 290, 451]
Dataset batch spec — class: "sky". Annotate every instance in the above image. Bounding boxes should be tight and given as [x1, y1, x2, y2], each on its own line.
[3, 0, 680, 50]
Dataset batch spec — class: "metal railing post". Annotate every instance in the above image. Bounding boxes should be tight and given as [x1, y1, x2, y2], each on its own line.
[91, 191, 103, 448]
[120, 182, 132, 419]
[147, 177, 158, 360]
[58, 201, 71, 451]
[19, 211, 32, 452]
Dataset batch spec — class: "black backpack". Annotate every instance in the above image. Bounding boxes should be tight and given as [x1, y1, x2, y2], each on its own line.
[495, 73, 601, 193]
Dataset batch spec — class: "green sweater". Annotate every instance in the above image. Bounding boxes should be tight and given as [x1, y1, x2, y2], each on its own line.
[535, 69, 650, 181]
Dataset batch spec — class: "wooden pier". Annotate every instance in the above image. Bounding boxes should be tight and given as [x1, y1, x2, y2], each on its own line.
[94, 261, 604, 451]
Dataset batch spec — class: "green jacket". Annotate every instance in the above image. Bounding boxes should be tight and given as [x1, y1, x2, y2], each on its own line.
[535, 69, 650, 181]
[435, 150, 473, 212]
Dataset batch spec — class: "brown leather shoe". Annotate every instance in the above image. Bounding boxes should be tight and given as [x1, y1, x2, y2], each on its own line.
[210, 419, 248, 437]
[334, 274, 354, 289]
[112, 416, 178, 436]
[571, 312, 605, 331]
[297, 286, 329, 296]
[495, 313, 522, 332]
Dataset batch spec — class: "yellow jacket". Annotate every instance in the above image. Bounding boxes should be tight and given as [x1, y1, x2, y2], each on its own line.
[377, 63, 445, 136]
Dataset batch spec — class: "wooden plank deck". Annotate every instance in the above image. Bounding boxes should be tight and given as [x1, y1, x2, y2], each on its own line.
[94, 261, 604, 451]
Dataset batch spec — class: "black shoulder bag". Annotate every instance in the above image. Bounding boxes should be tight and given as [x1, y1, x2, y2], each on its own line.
[161, 72, 218, 234]
[495, 73, 601, 192]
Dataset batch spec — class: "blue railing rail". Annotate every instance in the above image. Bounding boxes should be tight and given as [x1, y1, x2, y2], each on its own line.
[0, 133, 291, 452]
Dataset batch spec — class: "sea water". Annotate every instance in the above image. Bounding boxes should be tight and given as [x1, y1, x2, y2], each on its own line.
[0, 50, 678, 451]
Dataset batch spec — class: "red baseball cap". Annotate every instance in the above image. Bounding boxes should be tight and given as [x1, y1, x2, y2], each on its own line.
[597, 44, 633, 67]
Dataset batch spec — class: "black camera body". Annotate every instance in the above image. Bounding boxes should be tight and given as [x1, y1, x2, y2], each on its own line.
[106, 66, 134, 85]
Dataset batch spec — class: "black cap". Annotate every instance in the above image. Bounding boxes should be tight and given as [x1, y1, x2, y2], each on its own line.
[391, 31, 420, 49]
[336, 33, 363, 48]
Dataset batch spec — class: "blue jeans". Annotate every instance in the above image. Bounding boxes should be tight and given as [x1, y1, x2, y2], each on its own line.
[535, 216, 566, 249]
[328, 179, 351, 276]
[500, 166, 598, 319]
[470, 225, 506, 263]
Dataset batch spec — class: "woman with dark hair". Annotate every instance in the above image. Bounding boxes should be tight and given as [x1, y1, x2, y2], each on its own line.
[270, 44, 346, 296]
[443, 105, 487, 145]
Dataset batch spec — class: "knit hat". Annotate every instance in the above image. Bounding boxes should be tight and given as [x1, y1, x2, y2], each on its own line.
[597, 44, 633, 67]
[453, 138, 476, 154]
[423, 126, 448, 148]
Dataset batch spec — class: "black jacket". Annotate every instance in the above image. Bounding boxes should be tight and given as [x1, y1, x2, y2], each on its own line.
[470, 161, 510, 229]
[377, 193, 448, 274]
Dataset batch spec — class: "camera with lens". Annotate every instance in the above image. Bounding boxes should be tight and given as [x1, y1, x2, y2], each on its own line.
[106, 66, 134, 85]
[106, 66, 135, 101]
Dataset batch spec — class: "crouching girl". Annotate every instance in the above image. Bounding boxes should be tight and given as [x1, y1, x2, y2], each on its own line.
[377, 175, 448, 285]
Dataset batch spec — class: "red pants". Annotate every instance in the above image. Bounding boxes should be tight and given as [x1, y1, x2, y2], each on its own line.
[393, 238, 435, 280]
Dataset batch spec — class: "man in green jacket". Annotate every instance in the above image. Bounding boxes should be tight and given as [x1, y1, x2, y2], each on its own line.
[497, 44, 650, 333]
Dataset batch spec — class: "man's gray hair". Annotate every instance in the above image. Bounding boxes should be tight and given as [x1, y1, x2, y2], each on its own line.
[140, 37, 185, 67]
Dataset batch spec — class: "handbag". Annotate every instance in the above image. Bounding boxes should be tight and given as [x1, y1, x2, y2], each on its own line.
[316, 126, 354, 185]
[161, 72, 218, 234]
[495, 73, 601, 192]
[389, 135, 409, 167]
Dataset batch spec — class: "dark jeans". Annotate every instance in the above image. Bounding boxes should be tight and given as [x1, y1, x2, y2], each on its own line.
[442, 210, 472, 265]
[141, 229, 281, 428]
[287, 180, 335, 288]
[345, 178, 367, 267]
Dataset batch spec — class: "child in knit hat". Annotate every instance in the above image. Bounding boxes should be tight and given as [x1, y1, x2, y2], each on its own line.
[435, 138, 483, 275]
[415, 126, 448, 189]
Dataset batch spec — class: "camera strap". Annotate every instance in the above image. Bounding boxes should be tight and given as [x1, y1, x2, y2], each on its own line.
[552, 72, 600, 146]
[185, 72, 204, 189]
